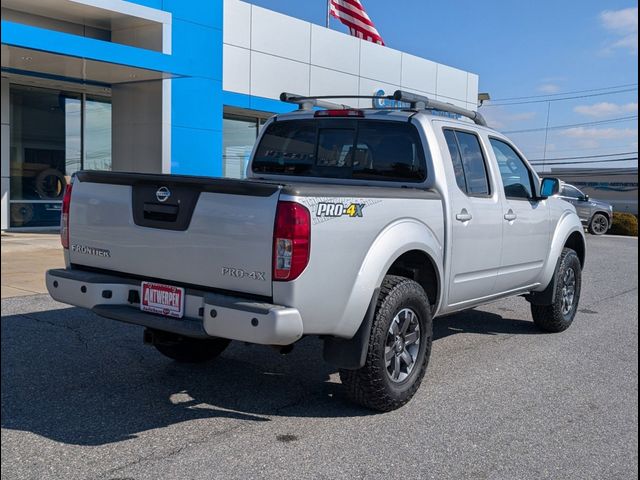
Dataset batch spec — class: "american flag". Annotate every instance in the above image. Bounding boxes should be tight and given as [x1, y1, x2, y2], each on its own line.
[329, 0, 385, 46]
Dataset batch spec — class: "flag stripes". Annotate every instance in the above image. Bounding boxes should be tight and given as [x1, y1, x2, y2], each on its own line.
[329, 0, 385, 45]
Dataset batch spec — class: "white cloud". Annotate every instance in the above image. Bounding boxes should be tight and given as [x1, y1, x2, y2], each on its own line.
[480, 107, 536, 130]
[537, 83, 561, 94]
[574, 102, 638, 117]
[561, 126, 638, 140]
[600, 7, 638, 53]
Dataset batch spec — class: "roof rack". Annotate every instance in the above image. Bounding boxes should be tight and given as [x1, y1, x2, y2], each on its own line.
[280, 90, 488, 127]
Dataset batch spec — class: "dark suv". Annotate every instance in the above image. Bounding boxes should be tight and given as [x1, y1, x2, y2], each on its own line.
[559, 183, 613, 235]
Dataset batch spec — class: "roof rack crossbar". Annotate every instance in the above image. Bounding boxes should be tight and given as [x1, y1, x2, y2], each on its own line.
[279, 92, 352, 111]
[279, 90, 488, 127]
[392, 90, 487, 126]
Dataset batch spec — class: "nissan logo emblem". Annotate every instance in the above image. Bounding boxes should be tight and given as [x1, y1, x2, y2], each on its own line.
[156, 186, 171, 202]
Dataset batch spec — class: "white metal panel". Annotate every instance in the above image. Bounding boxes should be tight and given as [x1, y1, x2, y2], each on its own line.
[310, 25, 360, 75]
[400, 53, 437, 94]
[251, 6, 311, 64]
[436, 64, 468, 102]
[223, 44, 250, 94]
[251, 52, 309, 99]
[1, 177, 8, 230]
[223, 0, 250, 49]
[310, 66, 359, 98]
[356, 77, 400, 109]
[359, 41, 401, 85]
[467, 73, 479, 105]
[434, 95, 467, 109]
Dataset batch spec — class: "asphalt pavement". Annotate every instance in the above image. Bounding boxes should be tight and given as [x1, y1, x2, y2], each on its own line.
[1, 235, 638, 480]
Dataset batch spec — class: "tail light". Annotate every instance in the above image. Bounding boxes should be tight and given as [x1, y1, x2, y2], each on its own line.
[273, 201, 310, 281]
[60, 182, 73, 249]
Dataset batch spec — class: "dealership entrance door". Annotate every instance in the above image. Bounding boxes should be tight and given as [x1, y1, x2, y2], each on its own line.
[8, 83, 111, 228]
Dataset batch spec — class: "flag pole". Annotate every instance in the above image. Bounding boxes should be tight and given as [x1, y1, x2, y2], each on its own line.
[326, 0, 330, 28]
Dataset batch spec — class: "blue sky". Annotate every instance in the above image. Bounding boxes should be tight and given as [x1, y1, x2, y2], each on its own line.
[247, 0, 638, 170]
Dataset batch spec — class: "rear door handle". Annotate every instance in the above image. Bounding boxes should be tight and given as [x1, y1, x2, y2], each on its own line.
[456, 209, 473, 222]
[504, 210, 517, 221]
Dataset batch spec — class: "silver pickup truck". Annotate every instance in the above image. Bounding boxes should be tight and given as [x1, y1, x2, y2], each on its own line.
[46, 91, 586, 411]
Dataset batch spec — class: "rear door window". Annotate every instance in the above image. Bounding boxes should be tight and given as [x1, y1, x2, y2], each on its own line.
[252, 119, 427, 182]
[443, 129, 491, 196]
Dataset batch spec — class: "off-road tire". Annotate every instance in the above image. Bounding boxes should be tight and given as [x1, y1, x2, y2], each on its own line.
[531, 248, 582, 333]
[154, 334, 231, 363]
[588, 213, 609, 235]
[340, 275, 433, 412]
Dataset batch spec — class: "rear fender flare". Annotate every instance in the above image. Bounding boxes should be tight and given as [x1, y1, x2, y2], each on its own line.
[334, 219, 443, 339]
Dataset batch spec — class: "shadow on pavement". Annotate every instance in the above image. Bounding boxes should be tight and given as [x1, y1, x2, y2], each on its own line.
[1, 304, 538, 446]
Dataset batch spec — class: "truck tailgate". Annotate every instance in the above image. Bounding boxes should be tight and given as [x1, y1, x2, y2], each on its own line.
[68, 172, 280, 297]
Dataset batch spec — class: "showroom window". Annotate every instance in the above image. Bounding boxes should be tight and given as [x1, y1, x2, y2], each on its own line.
[223, 114, 265, 179]
[9, 84, 112, 228]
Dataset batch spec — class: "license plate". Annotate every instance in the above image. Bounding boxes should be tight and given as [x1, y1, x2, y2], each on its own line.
[140, 281, 185, 318]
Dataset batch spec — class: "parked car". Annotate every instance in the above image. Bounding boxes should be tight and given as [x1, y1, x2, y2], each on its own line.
[559, 182, 613, 235]
[46, 91, 586, 411]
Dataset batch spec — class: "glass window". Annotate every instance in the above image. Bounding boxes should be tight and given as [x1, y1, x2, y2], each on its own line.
[489, 138, 534, 199]
[252, 119, 427, 182]
[10, 86, 80, 205]
[443, 129, 467, 192]
[352, 122, 426, 181]
[251, 120, 316, 175]
[84, 96, 112, 171]
[443, 129, 490, 196]
[562, 185, 583, 199]
[223, 115, 259, 179]
[9, 85, 112, 228]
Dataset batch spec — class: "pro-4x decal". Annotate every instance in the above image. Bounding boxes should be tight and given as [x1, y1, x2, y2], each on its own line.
[316, 202, 364, 218]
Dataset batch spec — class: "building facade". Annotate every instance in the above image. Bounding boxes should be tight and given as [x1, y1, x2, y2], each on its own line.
[551, 167, 638, 215]
[1, 0, 479, 229]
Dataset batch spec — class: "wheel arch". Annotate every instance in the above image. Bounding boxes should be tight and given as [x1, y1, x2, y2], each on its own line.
[385, 249, 440, 313]
[564, 230, 586, 267]
[323, 219, 443, 369]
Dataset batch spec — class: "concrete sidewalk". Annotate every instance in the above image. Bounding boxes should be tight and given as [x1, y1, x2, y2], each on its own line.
[1, 233, 64, 299]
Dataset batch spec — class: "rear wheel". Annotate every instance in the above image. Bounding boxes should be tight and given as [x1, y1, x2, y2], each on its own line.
[531, 248, 582, 333]
[340, 275, 433, 412]
[150, 330, 231, 363]
[588, 213, 609, 235]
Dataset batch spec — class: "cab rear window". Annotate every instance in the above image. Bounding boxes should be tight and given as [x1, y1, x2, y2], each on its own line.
[252, 119, 428, 182]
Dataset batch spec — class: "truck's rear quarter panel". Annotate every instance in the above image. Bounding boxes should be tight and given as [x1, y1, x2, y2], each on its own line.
[273, 186, 444, 337]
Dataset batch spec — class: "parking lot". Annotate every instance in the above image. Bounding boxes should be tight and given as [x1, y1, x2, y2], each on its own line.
[1, 234, 637, 480]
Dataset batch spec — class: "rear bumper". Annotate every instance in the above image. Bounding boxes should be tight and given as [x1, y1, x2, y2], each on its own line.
[45, 269, 303, 345]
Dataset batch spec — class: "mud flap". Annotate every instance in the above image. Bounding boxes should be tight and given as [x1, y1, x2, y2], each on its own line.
[322, 288, 380, 370]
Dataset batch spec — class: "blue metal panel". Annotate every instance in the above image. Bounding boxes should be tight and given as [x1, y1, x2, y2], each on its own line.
[173, 78, 222, 130]
[171, 19, 222, 80]
[172, 127, 223, 177]
[163, 0, 223, 29]
[1, 21, 177, 73]
[222, 91, 297, 114]
[168, 0, 223, 175]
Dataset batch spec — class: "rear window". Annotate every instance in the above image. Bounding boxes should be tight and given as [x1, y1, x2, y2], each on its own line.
[252, 119, 428, 182]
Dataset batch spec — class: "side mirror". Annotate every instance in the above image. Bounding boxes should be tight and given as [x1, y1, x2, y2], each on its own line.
[540, 177, 560, 198]
[581, 194, 590, 202]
